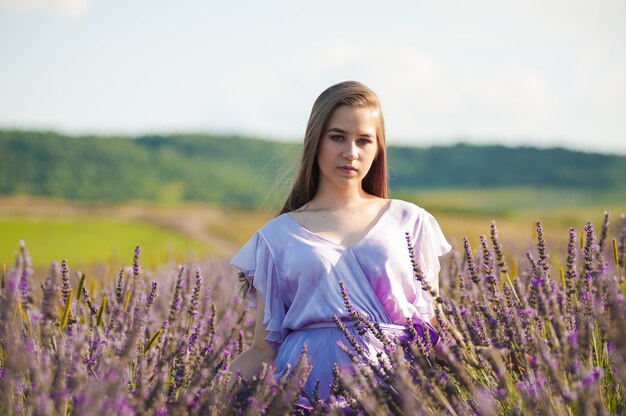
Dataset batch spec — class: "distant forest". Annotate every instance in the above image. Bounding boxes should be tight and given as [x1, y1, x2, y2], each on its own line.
[1, 130, 625, 208]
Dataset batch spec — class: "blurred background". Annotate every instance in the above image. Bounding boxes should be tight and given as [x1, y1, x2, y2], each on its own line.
[1, 0, 625, 274]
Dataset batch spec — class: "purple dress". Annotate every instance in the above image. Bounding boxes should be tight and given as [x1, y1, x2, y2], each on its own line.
[230, 199, 451, 404]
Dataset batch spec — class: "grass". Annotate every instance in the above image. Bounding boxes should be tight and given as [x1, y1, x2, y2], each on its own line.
[204, 210, 274, 246]
[395, 186, 626, 216]
[1, 189, 624, 272]
[396, 186, 626, 249]
[0, 217, 212, 270]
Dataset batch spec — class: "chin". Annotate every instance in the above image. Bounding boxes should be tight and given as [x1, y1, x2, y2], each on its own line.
[334, 178, 362, 189]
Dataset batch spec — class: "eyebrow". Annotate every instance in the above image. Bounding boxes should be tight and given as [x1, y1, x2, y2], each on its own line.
[326, 127, 374, 137]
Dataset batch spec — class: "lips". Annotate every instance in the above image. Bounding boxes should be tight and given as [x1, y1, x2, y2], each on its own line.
[338, 165, 357, 174]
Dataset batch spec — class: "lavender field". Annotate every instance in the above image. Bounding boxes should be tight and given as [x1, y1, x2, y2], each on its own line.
[1, 214, 625, 415]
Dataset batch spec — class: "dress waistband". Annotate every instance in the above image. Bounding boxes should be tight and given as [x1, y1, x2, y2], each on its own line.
[298, 320, 408, 331]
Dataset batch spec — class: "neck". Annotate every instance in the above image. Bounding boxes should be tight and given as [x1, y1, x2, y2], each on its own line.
[310, 180, 371, 210]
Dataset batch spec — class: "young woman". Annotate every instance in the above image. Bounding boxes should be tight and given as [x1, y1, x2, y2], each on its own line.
[228, 81, 451, 406]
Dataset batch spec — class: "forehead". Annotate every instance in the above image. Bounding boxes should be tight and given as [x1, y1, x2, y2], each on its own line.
[326, 105, 378, 131]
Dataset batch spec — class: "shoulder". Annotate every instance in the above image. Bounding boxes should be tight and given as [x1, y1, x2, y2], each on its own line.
[389, 199, 427, 220]
[237, 214, 291, 250]
[392, 200, 451, 253]
[253, 214, 296, 249]
[389, 199, 445, 239]
[390, 198, 422, 212]
[231, 215, 291, 269]
[257, 213, 290, 235]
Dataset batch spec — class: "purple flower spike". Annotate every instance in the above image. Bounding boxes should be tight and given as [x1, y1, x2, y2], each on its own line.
[412, 318, 440, 348]
[132, 245, 141, 279]
[146, 280, 157, 309]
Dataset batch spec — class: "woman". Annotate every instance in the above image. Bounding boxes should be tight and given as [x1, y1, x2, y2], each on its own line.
[228, 81, 451, 406]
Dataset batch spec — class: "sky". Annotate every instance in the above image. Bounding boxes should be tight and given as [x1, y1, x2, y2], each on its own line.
[1, 0, 625, 154]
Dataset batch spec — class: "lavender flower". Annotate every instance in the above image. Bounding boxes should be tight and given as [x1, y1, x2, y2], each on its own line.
[582, 221, 596, 277]
[489, 222, 507, 275]
[60, 259, 71, 304]
[463, 238, 480, 284]
[187, 267, 202, 318]
[115, 267, 125, 304]
[146, 280, 158, 311]
[619, 213, 625, 268]
[480, 236, 499, 296]
[133, 245, 141, 282]
[536, 221, 550, 273]
[168, 266, 185, 322]
[2, 219, 625, 415]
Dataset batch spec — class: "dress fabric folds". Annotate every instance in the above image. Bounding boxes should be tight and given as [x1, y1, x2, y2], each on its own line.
[230, 199, 451, 405]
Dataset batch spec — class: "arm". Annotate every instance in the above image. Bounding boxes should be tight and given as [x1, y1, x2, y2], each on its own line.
[227, 290, 278, 386]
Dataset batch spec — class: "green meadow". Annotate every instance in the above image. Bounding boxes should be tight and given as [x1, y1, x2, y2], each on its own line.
[1, 186, 623, 274]
[397, 186, 626, 216]
[397, 186, 626, 249]
[0, 216, 212, 271]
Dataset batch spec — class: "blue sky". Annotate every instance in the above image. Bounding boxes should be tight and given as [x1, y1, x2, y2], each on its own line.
[1, 0, 625, 154]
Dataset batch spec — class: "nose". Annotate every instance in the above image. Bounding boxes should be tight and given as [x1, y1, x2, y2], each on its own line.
[342, 141, 358, 161]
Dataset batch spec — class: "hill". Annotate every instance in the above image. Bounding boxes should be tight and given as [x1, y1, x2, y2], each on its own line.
[1, 130, 625, 209]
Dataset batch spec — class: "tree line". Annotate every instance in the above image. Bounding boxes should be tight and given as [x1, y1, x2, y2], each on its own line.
[1, 130, 624, 209]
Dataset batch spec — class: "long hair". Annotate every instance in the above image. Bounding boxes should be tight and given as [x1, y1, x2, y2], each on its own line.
[279, 81, 388, 215]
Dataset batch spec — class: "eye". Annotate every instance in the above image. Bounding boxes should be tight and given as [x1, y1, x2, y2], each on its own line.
[358, 138, 373, 145]
[330, 135, 344, 142]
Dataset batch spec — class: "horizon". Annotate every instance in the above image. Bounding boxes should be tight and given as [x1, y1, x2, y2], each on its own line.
[3, 127, 624, 157]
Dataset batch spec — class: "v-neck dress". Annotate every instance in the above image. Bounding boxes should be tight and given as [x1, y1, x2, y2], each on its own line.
[230, 199, 451, 403]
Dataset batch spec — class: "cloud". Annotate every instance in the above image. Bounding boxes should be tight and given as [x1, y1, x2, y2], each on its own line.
[0, 0, 88, 17]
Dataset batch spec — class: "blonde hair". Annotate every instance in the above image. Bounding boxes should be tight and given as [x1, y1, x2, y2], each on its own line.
[279, 81, 388, 214]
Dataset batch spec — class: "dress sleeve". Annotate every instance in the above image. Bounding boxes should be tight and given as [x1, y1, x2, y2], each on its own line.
[411, 209, 452, 321]
[230, 232, 287, 343]
[413, 209, 452, 285]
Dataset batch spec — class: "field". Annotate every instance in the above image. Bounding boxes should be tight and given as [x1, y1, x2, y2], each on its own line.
[1, 190, 625, 414]
[401, 187, 625, 241]
[1, 188, 624, 272]
[0, 200, 624, 414]
[0, 217, 211, 271]
[0, 195, 271, 273]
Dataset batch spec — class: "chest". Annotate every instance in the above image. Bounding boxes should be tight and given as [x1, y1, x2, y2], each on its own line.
[288, 207, 385, 248]
[274, 223, 415, 304]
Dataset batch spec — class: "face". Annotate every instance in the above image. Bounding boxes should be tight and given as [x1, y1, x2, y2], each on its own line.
[316, 105, 379, 192]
